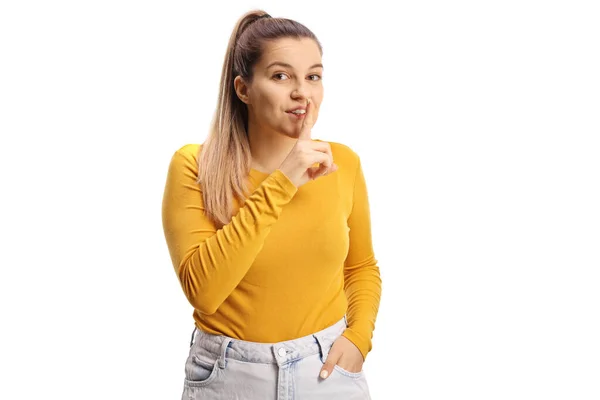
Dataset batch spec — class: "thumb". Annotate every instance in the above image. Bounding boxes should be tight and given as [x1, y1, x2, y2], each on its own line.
[319, 349, 340, 380]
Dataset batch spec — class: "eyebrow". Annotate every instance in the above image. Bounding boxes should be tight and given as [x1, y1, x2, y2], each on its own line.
[266, 61, 324, 71]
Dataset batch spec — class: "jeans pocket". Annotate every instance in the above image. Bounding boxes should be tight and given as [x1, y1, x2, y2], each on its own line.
[316, 332, 364, 379]
[184, 354, 220, 387]
[333, 364, 365, 379]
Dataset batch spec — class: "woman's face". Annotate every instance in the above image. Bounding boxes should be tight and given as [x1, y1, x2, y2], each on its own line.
[235, 37, 324, 138]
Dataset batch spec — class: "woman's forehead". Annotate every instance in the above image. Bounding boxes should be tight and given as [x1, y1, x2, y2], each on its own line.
[259, 38, 322, 70]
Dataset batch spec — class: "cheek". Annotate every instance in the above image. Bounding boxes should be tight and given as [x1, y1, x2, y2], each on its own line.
[313, 102, 322, 117]
[312, 86, 324, 101]
[254, 97, 276, 119]
[262, 95, 282, 114]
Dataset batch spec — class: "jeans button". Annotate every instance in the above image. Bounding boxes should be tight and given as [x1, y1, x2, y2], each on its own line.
[278, 347, 286, 357]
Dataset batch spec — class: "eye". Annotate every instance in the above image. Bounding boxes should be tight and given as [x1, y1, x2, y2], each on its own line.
[273, 73, 322, 81]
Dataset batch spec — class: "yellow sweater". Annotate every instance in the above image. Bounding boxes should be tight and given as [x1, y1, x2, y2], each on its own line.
[161, 142, 382, 360]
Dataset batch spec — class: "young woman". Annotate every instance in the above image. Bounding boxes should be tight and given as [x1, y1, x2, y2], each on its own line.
[162, 9, 382, 399]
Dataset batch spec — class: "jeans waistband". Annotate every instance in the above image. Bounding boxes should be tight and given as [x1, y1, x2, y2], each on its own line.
[189, 315, 348, 367]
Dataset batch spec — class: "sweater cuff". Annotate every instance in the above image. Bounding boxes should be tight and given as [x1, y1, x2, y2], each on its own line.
[270, 169, 298, 197]
[341, 327, 372, 362]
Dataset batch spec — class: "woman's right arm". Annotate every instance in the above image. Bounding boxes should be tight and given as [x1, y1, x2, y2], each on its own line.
[161, 147, 298, 315]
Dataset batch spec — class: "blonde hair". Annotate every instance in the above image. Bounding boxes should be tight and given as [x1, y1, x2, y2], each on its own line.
[196, 9, 323, 230]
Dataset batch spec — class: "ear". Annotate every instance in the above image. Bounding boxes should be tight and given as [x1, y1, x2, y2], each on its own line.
[234, 75, 251, 105]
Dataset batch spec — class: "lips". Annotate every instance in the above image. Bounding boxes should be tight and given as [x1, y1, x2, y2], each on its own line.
[286, 106, 307, 113]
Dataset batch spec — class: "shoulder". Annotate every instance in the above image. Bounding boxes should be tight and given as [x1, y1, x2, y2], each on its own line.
[165, 144, 204, 179]
[315, 139, 360, 170]
[169, 143, 203, 166]
[173, 143, 202, 159]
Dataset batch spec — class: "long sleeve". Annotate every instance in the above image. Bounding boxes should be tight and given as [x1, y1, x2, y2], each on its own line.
[340, 154, 382, 361]
[161, 148, 298, 315]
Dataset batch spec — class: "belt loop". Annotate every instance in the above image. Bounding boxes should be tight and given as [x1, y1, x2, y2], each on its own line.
[189, 326, 197, 348]
[343, 315, 348, 327]
[218, 338, 232, 369]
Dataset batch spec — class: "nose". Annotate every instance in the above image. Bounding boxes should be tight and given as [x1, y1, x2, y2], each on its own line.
[291, 84, 309, 101]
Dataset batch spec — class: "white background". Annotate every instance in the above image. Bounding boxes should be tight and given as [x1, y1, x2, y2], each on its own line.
[1, 1, 599, 399]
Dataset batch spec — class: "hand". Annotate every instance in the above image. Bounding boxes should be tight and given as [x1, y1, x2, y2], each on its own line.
[319, 335, 364, 379]
[278, 98, 338, 188]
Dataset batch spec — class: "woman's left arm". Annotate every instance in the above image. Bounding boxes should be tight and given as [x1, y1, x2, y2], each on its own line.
[319, 152, 382, 378]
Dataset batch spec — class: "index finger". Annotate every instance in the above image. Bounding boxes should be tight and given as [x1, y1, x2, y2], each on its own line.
[298, 98, 314, 141]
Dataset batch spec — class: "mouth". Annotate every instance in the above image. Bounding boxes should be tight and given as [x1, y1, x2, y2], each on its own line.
[286, 111, 306, 119]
